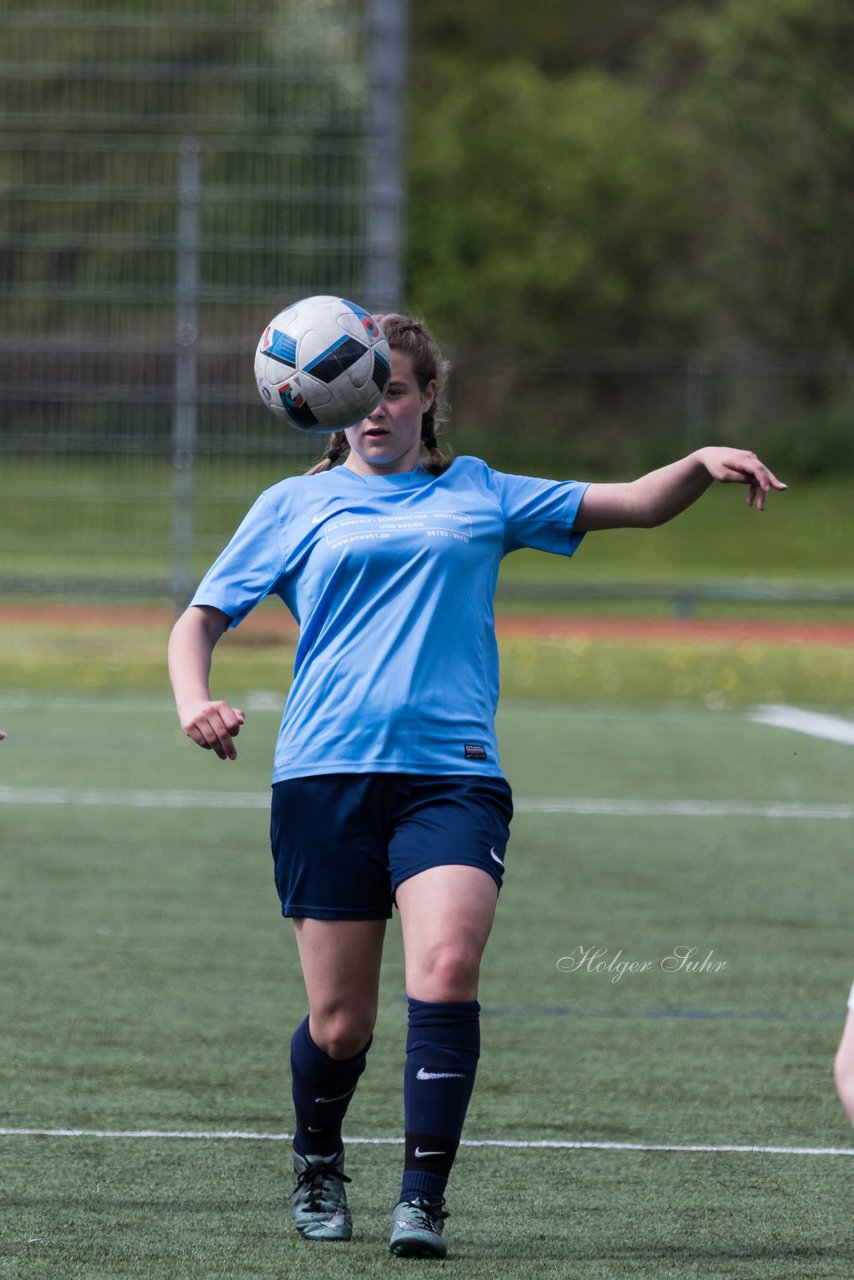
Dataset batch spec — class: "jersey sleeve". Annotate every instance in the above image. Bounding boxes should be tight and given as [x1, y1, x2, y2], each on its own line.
[190, 491, 285, 627]
[485, 465, 590, 556]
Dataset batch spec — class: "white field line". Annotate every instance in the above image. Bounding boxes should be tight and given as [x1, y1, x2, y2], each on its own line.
[0, 1127, 851, 1157]
[0, 786, 270, 809]
[0, 785, 851, 820]
[751, 704, 854, 746]
[516, 798, 854, 819]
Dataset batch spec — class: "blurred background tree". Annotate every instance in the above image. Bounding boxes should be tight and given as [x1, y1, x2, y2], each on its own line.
[666, 0, 854, 354]
[407, 59, 701, 350]
[409, 0, 854, 356]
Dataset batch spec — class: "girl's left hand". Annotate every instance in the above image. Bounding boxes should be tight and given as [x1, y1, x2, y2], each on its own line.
[697, 447, 787, 511]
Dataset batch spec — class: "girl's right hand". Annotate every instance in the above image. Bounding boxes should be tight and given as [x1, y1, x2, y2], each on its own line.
[178, 700, 245, 761]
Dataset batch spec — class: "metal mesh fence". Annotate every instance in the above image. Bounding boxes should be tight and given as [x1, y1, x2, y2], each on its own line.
[0, 0, 405, 603]
[2, 4, 852, 610]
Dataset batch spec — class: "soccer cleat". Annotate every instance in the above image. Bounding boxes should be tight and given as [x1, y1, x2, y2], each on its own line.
[290, 1150, 352, 1241]
[389, 1196, 448, 1259]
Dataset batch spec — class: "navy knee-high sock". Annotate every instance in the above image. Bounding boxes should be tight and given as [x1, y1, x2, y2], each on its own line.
[290, 1016, 370, 1157]
[401, 997, 480, 1204]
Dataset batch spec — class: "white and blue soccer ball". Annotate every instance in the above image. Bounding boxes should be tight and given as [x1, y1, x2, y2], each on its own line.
[254, 295, 391, 432]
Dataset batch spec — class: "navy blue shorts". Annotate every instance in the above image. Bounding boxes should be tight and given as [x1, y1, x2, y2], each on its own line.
[269, 773, 513, 920]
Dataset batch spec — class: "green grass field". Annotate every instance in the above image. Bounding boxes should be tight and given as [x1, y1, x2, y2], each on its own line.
[3, 609, 854, 711]
[1, 693, 852, 1278]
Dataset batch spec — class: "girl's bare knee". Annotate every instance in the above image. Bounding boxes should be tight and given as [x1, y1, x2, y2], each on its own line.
[408, 943, 480, 1003]
[309, 1007, 375, 1060]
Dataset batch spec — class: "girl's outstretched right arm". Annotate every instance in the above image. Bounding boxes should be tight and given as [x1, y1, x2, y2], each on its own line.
[168, 604, 245, 761]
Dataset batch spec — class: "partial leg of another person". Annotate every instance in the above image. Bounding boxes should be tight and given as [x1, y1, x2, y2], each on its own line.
[834, 985, 854, 1126]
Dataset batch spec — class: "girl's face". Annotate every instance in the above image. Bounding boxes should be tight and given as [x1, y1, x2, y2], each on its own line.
[343, 350, 436, 476]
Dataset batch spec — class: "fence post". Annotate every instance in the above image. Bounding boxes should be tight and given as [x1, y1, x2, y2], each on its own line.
[365, 0, 408, 312]
[172, 138, 201, 614]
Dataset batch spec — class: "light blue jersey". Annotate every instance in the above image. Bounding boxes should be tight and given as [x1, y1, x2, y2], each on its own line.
[191, 456, 588, 781]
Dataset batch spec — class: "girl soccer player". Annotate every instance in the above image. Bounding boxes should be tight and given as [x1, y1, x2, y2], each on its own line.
[168, 313, 785, 1258]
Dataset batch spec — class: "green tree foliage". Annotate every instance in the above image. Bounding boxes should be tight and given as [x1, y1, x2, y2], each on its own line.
[413, 0, 687, 76]
[407, 0, 854, 357]
[407, 57, 700, 348]
[657, 0, 854, 351]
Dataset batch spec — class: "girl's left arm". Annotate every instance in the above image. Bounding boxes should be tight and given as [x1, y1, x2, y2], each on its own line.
[574, 447, 786, 533]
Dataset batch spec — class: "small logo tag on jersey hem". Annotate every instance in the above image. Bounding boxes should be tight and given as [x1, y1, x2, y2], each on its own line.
[464, 744, 487, 760]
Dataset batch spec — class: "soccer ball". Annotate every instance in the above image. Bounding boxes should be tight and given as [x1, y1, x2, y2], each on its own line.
[254, 295, 392, 432]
